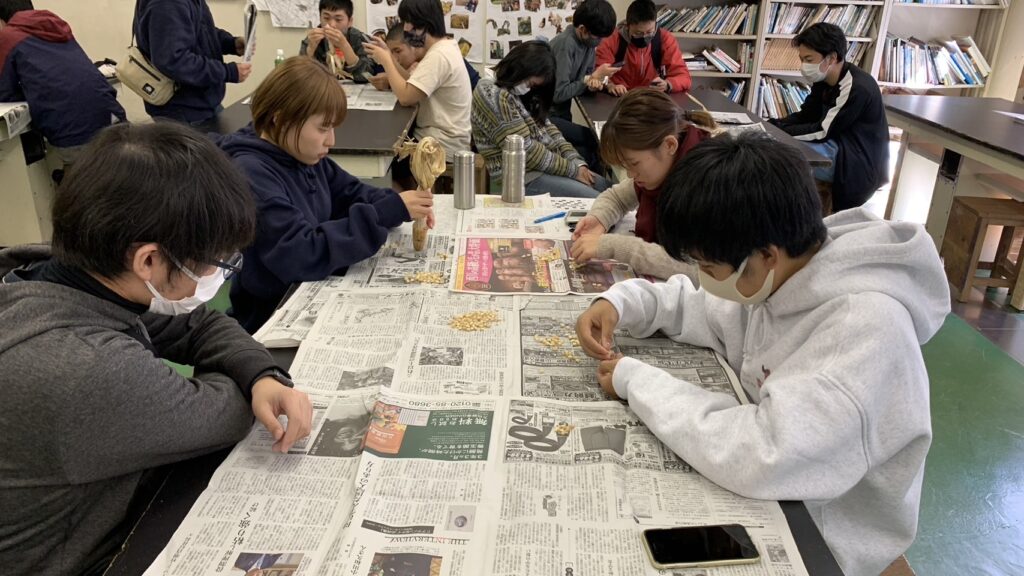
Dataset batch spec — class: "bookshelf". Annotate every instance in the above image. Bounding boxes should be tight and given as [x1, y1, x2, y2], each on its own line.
[654, 0, 1012, 114]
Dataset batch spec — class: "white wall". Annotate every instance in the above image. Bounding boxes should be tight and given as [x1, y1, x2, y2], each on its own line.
[987, 0, 1024, 102]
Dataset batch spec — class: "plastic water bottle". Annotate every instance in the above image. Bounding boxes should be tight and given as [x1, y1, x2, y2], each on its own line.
[274, 49, 285, 67]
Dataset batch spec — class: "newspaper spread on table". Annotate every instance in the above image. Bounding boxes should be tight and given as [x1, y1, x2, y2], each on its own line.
[161, 197, 810, 576]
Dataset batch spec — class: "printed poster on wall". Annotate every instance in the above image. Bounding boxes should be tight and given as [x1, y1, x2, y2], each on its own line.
[485, 0, 575, 63]
[366, 0, 487, 63]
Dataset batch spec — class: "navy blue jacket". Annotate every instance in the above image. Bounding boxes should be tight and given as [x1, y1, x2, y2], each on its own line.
[134, 0, 239, 124]
[0, 10, 125, 147]
[220, 126, 410, 333]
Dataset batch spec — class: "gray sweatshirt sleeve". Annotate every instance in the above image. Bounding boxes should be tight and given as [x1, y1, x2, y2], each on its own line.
[597, 235, 698, 282]
[142, 307, 282, 401]
[553, 43, 586, 105]
[58, 341, 255, 483]
[343, 28, 375, 78]
[588, 179, 639, 230]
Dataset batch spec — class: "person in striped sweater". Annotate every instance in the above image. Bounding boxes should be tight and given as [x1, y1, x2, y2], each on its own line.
[471, 41, 610, 198]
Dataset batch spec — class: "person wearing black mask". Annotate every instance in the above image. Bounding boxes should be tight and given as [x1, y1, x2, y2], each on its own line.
[595, 0, 691, 96]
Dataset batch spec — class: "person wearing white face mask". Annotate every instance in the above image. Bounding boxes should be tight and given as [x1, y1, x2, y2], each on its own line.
[575, 134, 951, 576]
[767, 23, 889, 214]
[472, 41, 610, 198]
[0, 122, 313, 575]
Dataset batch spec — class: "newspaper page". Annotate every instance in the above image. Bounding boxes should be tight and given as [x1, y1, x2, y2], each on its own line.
[489, 397, 808, 576]
[315, 392, 504, 576]
[340, 231, 456, 291]
[518, 296, 738, 402]
[253, 277, 347, 348]
[141, 392, 376, 576]
[0, 102, 31, 141]
[451, 237, 635, 295]
[288, 291, 425, 394]
[290, 290, 519, 397]
[242, 1, 257, 63]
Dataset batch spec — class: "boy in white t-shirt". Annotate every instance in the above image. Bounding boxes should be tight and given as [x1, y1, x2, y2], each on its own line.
[365, 0, 471, 158]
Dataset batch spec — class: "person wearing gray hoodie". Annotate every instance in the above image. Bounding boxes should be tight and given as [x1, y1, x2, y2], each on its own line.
[0, 122, 312, 576]
[576, 133, 950, 576]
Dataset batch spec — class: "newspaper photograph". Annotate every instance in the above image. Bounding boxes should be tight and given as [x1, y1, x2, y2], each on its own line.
[451, 237, 635, 295]
[141, 392, 375, 576]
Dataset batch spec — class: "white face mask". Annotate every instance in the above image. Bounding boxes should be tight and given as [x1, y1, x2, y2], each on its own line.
[511, 82, 531, 96]
[697, 257, 775, 306]
[800, 58, 830, 83]
[146, 269, 225, 315]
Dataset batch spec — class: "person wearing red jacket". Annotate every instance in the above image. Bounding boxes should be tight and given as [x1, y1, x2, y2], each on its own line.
[595, 0, 691, 96]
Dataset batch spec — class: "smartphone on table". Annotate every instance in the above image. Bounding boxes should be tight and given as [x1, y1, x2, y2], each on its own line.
[642, 524, 760, 569]
[564, 210, 589, 231]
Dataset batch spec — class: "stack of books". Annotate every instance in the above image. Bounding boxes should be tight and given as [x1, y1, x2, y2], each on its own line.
[700, 43, 754, 73]
[758, 76, 811, 119]
[761, 38, 868, 70]
[766, 4, 878, 37]
[879, 34, 990, 86]
[656, 4, 759, 36]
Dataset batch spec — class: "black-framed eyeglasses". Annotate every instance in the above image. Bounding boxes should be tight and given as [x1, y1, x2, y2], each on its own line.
[210, 252, 244, 280]
[165, 251, 244, 281]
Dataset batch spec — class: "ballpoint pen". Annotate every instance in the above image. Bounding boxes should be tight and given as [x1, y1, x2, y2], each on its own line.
[533, 211, 567, 224]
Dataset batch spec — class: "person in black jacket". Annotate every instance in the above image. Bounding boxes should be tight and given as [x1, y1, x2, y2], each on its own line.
[133, 0, 252, 125]
[0, 1, 125, 165]
[768, 23, 889, 212]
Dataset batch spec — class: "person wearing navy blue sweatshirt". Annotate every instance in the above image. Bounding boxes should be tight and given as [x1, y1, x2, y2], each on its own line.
[133, 0, 251, 125]
[220, 57, 434, 333]
[0, 1, 125, 164]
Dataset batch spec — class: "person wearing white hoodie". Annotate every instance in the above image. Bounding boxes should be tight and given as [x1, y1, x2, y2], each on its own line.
[575, 133, 950, 576]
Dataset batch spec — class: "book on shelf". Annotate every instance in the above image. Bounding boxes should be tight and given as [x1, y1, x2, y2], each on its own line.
[879, 33, 989, 86]
[762, 38, 869, 70]
[699, 43, 754, 73]
[656, 4, 759, 36]
[766, 3, 878, 37]
[758, 76, 810, 119]
[722, 79, 747, 103]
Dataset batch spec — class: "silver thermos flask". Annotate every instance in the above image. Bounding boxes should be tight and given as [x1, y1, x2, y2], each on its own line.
[501, 134, 525, 204]
[453, 151, 476, 210]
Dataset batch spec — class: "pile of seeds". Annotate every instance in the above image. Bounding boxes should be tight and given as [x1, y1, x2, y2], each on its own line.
[404, 271, 446, 285]
[449, 310, 501, 331]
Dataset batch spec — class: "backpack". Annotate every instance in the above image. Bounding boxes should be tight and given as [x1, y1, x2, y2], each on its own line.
[614, 28, 663, 73]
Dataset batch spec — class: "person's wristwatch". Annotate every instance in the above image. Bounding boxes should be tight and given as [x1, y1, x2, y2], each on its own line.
[258, 369, 295, 389]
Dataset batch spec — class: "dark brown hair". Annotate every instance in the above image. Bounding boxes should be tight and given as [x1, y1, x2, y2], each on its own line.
[599, 89, 715, 167]
[251, 56, 348, 155]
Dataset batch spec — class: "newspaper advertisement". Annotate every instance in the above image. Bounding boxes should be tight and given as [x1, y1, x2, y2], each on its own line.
[290, 290, 518, 397]
[490, 397, 808, 576]
[253, 277, 347, 348]
[518, 296, 740, 402]
[451, 237, 635, 295]
[141, 392, 375, 576]
[315, 392, 503, 576]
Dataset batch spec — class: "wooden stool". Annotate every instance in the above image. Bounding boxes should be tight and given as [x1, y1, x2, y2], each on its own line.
[940, 196, 1024, 308]
[434, 153, 489, 195]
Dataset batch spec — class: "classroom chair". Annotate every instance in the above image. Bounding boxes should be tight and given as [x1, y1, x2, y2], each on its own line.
[940, 195, 1024, 304]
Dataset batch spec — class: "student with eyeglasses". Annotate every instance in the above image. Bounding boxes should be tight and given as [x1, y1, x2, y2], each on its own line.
[0, 121, 313, 575]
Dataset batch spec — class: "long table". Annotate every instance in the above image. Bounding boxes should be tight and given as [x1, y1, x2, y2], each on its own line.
[883, 95, 1024, 234]
[105, 198, 844, 576]
[575, 89, 831, 167]
[213, 94, 416, 179]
